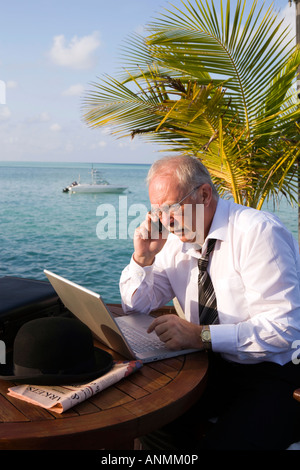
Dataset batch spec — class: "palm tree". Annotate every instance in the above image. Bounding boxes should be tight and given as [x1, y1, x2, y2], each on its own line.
[83, 0, 300, 211]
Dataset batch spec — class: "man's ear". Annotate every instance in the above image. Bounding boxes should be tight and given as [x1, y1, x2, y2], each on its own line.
[199, 183, 213, 206]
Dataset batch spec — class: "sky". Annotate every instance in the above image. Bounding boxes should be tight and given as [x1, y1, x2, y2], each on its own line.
[0, 0, 297, 164]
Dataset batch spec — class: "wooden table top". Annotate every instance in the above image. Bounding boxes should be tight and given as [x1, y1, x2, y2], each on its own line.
[0, 306, 208, 450]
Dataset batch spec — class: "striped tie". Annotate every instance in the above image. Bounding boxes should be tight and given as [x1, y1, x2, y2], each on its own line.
[198, 238, 219, 325]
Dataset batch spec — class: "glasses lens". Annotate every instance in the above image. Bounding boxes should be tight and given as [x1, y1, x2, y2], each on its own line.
[151, 203, 182, 217]
[169, 203, 181, 214]
[160, 205, 170, 215]
[151, 207, 160, 217]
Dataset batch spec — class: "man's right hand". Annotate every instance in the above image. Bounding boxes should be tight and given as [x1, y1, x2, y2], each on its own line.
[133, 212, 168, 267]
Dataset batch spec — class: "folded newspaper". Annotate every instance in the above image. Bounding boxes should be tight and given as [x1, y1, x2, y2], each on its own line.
[7, 360, 143, 414]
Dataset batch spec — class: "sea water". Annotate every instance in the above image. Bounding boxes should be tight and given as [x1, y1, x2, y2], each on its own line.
[0, 161, 298, 303]
[0, 162, 150, 303]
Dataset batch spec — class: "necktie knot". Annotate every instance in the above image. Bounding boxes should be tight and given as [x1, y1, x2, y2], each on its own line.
[198, 257, 209, 272]
[198, 239, 216, 273]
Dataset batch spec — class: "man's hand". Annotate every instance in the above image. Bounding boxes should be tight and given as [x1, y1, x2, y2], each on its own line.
[147, 314, 204, 350]
[133, 212, 168, 267]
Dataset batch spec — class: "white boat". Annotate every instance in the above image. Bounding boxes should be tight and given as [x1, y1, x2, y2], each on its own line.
[63, 169, 128, 194]
[63, 181, 128, 193]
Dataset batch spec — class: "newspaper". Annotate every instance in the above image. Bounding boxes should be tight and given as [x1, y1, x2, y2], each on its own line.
[7, 360, 143, 414]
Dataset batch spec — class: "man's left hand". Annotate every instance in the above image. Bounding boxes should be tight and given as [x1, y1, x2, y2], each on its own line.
[147, 314, 203, 350]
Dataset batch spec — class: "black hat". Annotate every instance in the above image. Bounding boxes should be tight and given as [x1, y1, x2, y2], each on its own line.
[0, 316, 113, 385]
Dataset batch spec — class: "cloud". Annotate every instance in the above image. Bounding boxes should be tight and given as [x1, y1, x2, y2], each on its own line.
[26, 112, 51, 123]
[0, 116, 157, 163]
[49, 32, 100, 69]
[90, 140, 107, 149]
[62, 84, 85, 96]
[39, 112, 51, 122]
[135, 25, 146, 35]
[0, 106, 11, 120]
[6, 81, 18, 89]
[50, 123, 62, 132]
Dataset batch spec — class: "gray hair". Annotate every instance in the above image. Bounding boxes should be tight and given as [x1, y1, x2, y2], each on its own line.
[147, 155, 219, 198]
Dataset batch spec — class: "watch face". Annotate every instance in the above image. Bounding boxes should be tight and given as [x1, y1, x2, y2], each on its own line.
[202, 330, 211, 341]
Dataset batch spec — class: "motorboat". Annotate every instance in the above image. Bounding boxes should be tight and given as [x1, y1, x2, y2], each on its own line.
[63, 169, 128, 194]
[63, 181, 128, 193]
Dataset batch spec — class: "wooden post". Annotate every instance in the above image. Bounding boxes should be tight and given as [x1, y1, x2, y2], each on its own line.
[293, 0, 300, 244]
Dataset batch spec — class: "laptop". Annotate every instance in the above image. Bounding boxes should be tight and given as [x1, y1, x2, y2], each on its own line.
[44, 269, 199, 363]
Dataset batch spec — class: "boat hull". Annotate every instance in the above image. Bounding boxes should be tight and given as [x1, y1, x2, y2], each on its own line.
[67, 184, 127, 194]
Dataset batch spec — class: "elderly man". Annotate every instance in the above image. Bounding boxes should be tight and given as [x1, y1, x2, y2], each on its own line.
[120, 155, 300, 450]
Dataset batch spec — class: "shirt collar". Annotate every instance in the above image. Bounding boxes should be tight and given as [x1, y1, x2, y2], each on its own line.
[207, 197, 229, 242]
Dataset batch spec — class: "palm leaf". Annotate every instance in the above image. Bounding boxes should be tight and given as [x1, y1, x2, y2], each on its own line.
[82, 0, 300, 211]
[145, 0, 295, 129]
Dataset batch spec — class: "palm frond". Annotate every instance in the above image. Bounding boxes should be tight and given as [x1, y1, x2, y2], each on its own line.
[145, 0, 296, 130]
[82, 0, 300, 211]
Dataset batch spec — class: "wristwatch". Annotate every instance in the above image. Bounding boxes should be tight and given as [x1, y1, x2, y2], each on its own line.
[200, 325, 212, 350]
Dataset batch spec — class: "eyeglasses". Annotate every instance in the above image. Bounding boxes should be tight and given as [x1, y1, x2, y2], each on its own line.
[151, 185, 202, 217]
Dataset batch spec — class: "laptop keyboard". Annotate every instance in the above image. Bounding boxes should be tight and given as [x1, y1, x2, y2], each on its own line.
[120, 323, 165, 353]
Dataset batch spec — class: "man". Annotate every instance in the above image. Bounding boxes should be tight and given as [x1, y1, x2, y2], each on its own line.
[120, 155, 300, 450]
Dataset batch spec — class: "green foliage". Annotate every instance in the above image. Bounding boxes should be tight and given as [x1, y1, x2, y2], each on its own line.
[83, 0, 300, 208]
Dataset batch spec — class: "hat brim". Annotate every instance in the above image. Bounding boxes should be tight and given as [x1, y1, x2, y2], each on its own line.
[0, 347, 114, 385]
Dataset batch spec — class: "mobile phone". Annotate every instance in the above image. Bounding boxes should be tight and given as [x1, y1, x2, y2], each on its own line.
[150, 218, 162, 233]
[158, 219, 163, 233]
[149, 212, 163, 234]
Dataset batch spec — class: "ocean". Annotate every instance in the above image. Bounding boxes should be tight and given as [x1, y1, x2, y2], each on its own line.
[0, 161, 298, 304]
[0, 161, 151, 304]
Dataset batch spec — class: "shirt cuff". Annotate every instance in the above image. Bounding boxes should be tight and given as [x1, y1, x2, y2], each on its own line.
[209, 324, 238, 354]
[129, 255, 154, 277]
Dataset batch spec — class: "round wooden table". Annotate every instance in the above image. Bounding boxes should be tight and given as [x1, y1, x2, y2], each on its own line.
[0, 307, 208, 450]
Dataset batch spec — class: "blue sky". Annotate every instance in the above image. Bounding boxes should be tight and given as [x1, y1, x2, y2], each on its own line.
[0, 0, 296, 164]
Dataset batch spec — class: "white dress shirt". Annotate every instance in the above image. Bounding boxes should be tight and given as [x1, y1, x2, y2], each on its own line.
[120, 198, 300, 365]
